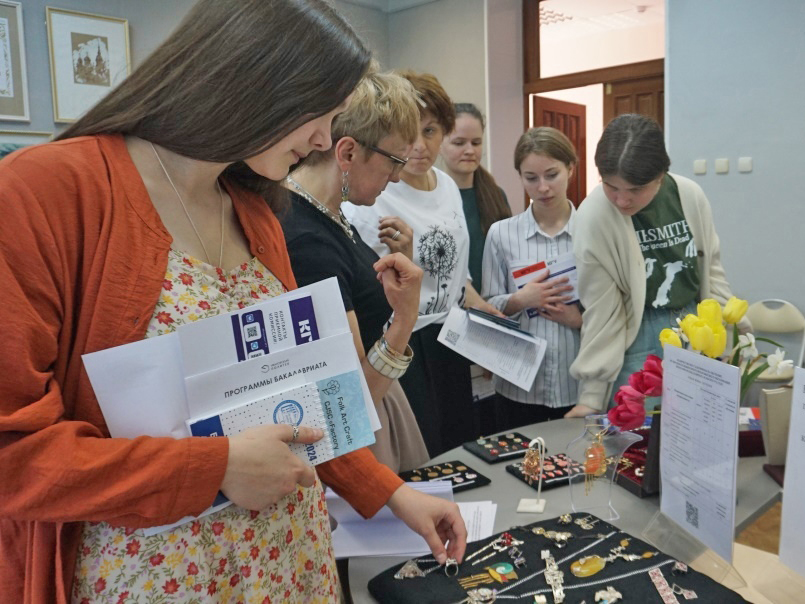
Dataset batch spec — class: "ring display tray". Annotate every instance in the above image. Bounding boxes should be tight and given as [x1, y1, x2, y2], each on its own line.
[506, 453, 584, 491]
[462, 432, 533, 463]
[399, 460, 491, 493]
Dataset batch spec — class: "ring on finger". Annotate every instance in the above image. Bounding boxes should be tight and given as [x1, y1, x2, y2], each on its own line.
[391, 229, 401, 241]
[290, 424, 300, 442]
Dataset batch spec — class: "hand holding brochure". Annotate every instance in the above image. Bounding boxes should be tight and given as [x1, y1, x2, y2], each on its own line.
[511, 252, 579, 318]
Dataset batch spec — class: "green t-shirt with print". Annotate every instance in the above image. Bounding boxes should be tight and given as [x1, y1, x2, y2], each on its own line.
[631, 174, 700, 310]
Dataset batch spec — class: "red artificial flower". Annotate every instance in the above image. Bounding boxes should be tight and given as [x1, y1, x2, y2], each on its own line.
[125, 540, 140, 557]
[94, 578, 106, 594]
[608, 400, 646, 431]
[178, 273, 194, 286]
[163, 578, 180, 594]
[642, 354, 664, 395]
[149, 553, 165, 566]
[628, 370, 660, 397]
[613, 384, 645, 407]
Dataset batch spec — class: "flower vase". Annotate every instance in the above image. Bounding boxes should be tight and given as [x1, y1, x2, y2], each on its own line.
[566, 415, 643, 521]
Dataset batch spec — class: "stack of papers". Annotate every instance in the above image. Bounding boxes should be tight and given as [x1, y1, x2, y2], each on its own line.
[327, 481, 497, 558]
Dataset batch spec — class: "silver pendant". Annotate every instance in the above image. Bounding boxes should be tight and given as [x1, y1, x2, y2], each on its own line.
[393, 559, 425, 579]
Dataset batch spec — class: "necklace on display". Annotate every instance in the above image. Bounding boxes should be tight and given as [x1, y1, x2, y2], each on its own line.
[150, 142, 225, 267]
[286, 176, 356, 243]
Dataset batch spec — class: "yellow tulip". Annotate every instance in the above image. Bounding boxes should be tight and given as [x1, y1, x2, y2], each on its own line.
[697, 299, 723, 330]
[704, 324, 727, 359]
[659, 328, 682, 348]
[687, 319, 714, 353]
[723, 296, 749, 324]
[679, 314, 699, 340]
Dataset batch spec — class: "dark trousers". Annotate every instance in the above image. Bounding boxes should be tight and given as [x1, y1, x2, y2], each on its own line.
[493, 393, 574, 434]
[399, 322, 478, 458]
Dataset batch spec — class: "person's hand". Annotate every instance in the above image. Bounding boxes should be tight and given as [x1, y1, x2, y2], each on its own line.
[374, 253, 423, 325]
[563, 404, 598, 419]
[515, 270, 573, 311]
[378, 216, 414, 259]
[541, 301, 583, 328]
[386, 485, 467, 564]
[220, 424, 323, 510]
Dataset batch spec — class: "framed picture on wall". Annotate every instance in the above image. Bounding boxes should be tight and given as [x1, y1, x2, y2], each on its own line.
[46, 7, 130, 123]
[0, 1, 30, 121]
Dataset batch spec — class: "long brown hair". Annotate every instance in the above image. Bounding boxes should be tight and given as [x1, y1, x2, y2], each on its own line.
[595, 114, 670, 185]
[58, 0, 371, 209]
[454, 103, 511, 234]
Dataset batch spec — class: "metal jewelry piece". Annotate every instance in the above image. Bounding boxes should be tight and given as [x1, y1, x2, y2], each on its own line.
[533, 596, 547, 604]
[649, 567, 680, 604]
[444, 558, 460, 577]
[541, 549, 565, 604]
[458, 573, 495, 589]
[393, 559, 425, 579]
[672, 561, 689, 575]
[672, 584, 698, 600]
[466, 533, 517, 563]
[557, 513, 573, 525]
[290, 424, 300, 442]
[391, 229, 401, 241]
[463, 587, 497, 604]
[594, 586, 623, 603]
[574, 515, 601, 530]
[532, 527, 573, 548]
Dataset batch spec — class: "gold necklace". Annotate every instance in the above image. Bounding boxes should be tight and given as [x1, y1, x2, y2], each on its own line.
[150, 142, 225, 267]
[286, 177, 355, 243]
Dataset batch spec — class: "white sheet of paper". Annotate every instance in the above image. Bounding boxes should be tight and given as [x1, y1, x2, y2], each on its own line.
[456, 501, 497, 543]
[437, 307, 546, 391]
[779, 367, 805, 578]
[660, 344, 740, 563]
[326, 482, 455, 558]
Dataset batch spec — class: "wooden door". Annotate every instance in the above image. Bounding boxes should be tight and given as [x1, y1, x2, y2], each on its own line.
[603, 75, 664, 128]
[531, 95, 586, 207]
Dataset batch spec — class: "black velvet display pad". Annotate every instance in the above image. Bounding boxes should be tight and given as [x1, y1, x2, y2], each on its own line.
[505, 453, 584, 491]
[368, 512, 748, 604]
[399, 460, 491, 493]
[462, 432, 533, 464]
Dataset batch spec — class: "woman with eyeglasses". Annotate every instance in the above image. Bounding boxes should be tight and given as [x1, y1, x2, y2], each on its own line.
[282, 69, 429, 473]
[345, 71, 500, 457]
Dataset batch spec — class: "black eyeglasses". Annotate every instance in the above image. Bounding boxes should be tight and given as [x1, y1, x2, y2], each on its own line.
[355, 140, 408, 176]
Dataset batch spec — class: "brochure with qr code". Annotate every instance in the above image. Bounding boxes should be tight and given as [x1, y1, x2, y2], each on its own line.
[437, 306, 546, 391]
[511, 253, 579, 318]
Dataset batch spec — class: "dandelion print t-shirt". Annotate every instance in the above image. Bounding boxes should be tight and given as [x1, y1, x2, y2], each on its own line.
[631, 174, 701, 310]
[344, 166, 471, 331]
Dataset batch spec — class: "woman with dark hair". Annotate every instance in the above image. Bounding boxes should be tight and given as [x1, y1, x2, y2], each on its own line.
[345, 72, 500, 457]
[282, 69, 429, 473]
[440, 103, 511, 288]
[482, 127, 581, 430]
[0, 2, 465, 601]
[568, 113, 747, 417]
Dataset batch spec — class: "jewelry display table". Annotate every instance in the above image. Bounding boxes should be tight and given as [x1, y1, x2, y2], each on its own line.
[347, 417, 781, 602]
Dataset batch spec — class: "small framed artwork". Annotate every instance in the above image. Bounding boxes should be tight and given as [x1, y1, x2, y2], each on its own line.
[0, 1, 30, 122]
[0, 129, 52, 159]
[46, 7, 130, 123]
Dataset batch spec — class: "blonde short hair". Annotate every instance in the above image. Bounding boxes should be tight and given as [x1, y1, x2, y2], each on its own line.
[305, 65, 419, 166]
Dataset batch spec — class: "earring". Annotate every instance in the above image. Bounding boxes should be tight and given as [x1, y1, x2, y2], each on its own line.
[584, 429, 607, 494]
[341, 171, 350, 203]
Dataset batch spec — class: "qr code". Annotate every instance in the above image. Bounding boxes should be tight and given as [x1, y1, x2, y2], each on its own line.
[685, 500, 699, 529]
[445, 329, 460, 345]
[246, 325, 259, 339]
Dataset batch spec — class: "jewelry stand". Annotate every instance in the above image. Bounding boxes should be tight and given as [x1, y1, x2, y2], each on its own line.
[566, 415, 643, 521]
[642, 509, 747, 589]
[517, 437, 547, 513]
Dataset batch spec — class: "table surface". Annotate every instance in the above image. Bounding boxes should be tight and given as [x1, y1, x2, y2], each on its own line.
[347, 417, 782, 603]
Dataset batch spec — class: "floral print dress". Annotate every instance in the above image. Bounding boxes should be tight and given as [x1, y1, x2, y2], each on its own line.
[72, 250, 339, 603]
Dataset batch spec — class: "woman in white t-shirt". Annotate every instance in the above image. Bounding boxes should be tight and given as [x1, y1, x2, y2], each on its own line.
[345, 71, 498, 456]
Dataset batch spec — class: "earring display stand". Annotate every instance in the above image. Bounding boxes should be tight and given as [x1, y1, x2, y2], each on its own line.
[566, 415, 642, 521]
[517, 437, 546, 513]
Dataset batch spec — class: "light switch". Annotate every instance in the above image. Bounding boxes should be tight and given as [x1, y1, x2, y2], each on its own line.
[715, 158, 729, 174]
[693, 159, 707, 175]
[738, 157, 753, 173]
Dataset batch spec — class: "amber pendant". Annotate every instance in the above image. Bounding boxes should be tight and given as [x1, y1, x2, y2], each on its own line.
[570, 555, 606, 577]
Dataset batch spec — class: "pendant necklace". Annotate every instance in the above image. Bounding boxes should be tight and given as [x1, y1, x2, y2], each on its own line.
[150, 142, 225, 267]
[286, 176, 356, 243]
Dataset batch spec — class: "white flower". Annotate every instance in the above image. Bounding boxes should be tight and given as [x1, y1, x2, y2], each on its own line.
[737, 333, 759, 360]
[767, 348, 794, 375]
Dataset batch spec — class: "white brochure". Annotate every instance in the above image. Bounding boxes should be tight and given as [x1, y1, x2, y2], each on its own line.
[437, 307, 546, 391]
[660, 344, 740, 563]
[779, 367, 805, 578]
[511, 252, 579, 318]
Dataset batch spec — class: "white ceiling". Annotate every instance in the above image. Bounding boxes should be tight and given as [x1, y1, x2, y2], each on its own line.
[541, 0, 665, 39]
